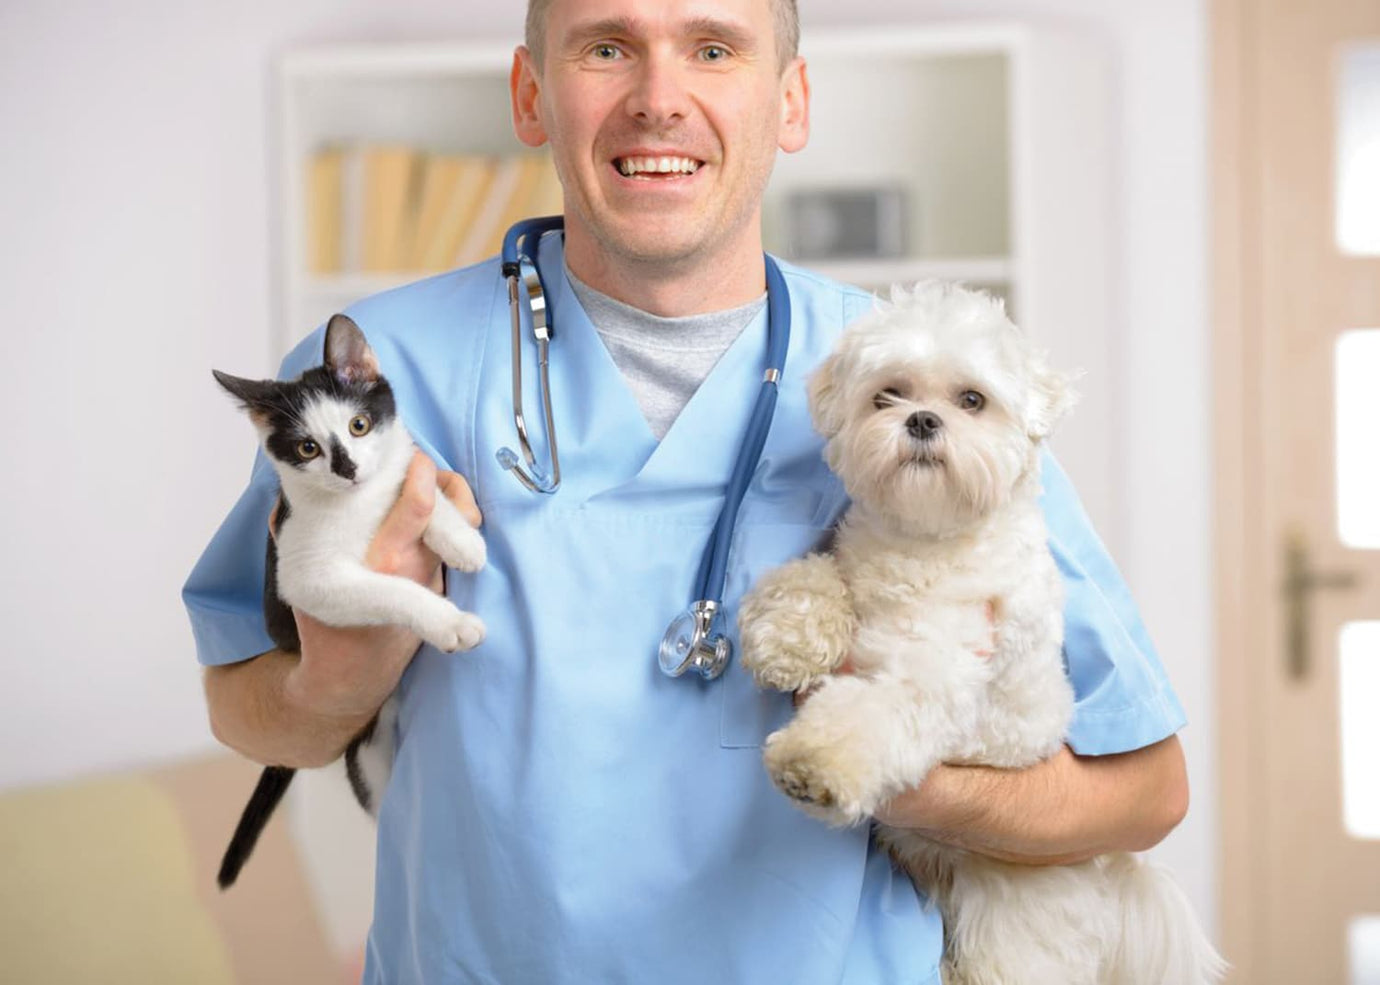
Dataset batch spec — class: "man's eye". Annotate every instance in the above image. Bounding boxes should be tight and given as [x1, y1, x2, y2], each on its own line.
[592, 44, 621, 60]
[699, 45, 730, 62]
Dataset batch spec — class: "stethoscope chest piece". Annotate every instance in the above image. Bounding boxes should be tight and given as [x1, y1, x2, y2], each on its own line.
[658, 600, 731, 680]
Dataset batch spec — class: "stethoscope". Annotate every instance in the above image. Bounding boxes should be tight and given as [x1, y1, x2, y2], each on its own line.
[498, 215, 791, 681]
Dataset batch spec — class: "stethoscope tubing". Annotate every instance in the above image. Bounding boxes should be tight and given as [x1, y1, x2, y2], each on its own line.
[501, 216, 791, 679]
[692, 255, 790, 605]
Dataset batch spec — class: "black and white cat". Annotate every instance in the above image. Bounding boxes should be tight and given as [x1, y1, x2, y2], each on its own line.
[211, 313, 486, 889]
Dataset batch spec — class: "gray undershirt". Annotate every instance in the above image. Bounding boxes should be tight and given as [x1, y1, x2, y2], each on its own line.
[566, 267, 767, 440]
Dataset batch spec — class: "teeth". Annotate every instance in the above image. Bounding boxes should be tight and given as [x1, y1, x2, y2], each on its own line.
[617, 156, 700, 176]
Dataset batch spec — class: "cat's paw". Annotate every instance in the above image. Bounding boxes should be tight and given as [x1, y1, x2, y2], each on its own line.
[431, 524, 487, 574]
[418, 609, 486, 653]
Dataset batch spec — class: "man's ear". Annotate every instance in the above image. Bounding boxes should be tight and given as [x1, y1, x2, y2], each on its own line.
[778, 56, 810, 154]
[510, 46, 548, 148]
[807, 351, 846, 438]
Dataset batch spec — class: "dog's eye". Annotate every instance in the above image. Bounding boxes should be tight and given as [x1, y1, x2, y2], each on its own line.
[872, 387, 903, 410]
[958, 390, 986, 412]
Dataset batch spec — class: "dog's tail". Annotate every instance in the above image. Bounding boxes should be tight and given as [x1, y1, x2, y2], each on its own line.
[1105, 854, 1228, 985]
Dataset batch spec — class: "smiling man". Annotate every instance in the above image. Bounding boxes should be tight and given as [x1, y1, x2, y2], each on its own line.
[186, 1, 1192, 982]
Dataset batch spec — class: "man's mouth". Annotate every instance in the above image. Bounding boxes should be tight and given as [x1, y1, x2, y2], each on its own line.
[614, 156, 703, 179]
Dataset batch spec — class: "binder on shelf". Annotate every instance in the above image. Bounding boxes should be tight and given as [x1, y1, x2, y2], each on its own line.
[455, 154, 546, 266]
[526, 154, 564, 220]
[361, 145, 422, 273]
[303, 146, 567, 278]
[411, 155, 497, 272]
[306, 147, 344, 274]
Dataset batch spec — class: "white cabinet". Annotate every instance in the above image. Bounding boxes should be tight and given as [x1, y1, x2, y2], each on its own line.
[274, 23, 1116, 532]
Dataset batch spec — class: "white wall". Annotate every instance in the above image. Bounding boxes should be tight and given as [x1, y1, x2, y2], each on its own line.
[0, 0, 1213, 930]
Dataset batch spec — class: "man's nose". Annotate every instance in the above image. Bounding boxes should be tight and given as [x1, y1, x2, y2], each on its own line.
[625, 53, 690, 126]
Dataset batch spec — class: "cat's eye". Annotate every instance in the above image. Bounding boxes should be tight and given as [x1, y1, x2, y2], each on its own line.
[296, 439, 320, 460]
[873, 387, 904, 410]
[349, 415, 372, 437]
[958, 390, 986, 412]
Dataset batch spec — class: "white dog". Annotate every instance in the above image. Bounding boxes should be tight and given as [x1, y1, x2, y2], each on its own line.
[738, 283, 1224, 985]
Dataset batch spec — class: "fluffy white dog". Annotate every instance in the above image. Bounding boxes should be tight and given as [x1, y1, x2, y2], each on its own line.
[738, 283, 1224, 985]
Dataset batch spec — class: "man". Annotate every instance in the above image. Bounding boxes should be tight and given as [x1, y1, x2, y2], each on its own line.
[186, 1, 1190, 981]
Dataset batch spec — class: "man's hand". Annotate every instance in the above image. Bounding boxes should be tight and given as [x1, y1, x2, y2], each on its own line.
[872, 736, 1189, 866]
[788, 647, 1188, 865]
[284, 451, 483, 721]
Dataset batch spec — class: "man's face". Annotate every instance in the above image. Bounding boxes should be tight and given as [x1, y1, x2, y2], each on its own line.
[512, 0, 808, 270]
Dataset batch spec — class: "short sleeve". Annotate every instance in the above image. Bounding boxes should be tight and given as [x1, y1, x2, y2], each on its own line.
[181, 327, 327, 667]
[1040, 451, 1187, 755]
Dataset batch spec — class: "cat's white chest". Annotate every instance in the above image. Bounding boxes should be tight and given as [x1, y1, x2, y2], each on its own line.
[277, 474, 402, 566]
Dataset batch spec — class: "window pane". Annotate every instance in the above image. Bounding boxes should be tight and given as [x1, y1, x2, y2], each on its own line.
[1336, 331, 1380, 548]
[1352, 915, 1380, 984]
[1337, 45, 1380, 255]
[1341, 622, 1380, 840]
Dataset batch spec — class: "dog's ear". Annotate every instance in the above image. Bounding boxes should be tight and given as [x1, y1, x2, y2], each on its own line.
[1026, 360, 1082, 440]
[808, 352, 847, 439]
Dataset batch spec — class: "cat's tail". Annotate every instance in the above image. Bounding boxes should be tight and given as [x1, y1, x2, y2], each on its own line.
[217, 765, 296, 890]
[1106, 853, 1228, 985]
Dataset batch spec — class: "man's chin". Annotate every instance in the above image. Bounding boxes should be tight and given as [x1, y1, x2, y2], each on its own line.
[594, 220, 714, 266]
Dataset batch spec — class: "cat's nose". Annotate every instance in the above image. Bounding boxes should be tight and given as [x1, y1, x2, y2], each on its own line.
[330, 450, 357, 481]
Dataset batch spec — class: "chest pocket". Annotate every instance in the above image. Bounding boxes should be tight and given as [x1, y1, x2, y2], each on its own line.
[718, 450, 847, 748]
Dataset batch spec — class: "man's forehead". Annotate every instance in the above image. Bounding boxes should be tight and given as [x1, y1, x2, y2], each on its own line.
[547, 0, 773, 39]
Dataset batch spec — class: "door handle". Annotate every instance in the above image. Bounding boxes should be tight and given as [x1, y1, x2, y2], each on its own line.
[1283, 529, 1360, 680]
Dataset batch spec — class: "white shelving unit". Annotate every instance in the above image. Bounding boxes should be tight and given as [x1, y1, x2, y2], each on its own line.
[274, 22, 1117, 533]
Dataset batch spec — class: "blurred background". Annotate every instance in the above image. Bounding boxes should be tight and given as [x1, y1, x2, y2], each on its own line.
[0, 0, 1375, 982]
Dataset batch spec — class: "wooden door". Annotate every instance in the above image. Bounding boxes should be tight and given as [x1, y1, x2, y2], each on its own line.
[1216, 0, 1380, 980]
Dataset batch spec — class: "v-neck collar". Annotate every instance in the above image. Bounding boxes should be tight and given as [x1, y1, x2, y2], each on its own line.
[536, 234, 775, 507]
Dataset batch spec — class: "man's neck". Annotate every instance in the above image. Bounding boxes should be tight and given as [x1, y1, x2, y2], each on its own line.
[561, 221, 768, 318]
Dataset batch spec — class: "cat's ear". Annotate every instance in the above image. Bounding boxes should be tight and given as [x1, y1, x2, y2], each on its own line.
[324, 314, 379, 384]
[212, 370, 280, 416]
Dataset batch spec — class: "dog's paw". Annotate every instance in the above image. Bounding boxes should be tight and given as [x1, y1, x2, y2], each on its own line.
[745, 657, 826, 695]
[762, 726, 870, 827]
[418, 609, 486, 653]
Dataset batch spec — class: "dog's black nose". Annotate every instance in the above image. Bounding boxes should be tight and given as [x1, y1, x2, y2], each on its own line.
[906, 411, 944, 440]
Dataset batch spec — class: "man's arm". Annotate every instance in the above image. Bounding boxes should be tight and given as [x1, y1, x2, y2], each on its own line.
[203, 454, 481, 769]
[873, 734, 1189, 866]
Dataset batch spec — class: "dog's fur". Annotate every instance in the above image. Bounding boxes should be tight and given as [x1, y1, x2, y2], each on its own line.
[738, 283, 1224, 984]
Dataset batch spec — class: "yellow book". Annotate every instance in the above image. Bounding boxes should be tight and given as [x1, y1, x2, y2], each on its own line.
[416, 156, 497, 272]
[459, 155, 552, 265]
[362, 145, 421, 273]
[406, 155, 463, 271]
[305, 148, 343, 274]
[526, 154, 564, 219]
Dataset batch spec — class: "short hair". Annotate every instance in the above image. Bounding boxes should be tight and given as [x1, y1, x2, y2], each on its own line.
[524, 0, 800, 73]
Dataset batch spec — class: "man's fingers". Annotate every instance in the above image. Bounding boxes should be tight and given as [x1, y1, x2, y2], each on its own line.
[268, 495, 284, 541]
[368, 452, 438, 574]
[437, 469, 482, 527]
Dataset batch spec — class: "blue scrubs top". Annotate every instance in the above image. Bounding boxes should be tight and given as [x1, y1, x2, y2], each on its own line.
[184, 234, 1186, 985]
